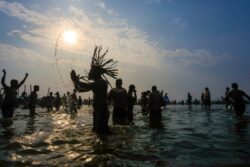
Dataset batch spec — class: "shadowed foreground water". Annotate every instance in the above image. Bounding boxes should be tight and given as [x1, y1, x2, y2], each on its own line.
[1, 105, 250, 167]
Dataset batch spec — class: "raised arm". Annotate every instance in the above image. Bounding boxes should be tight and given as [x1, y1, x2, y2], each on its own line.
[18, 73, 28, 88]
[71, 70, 92, 92]
[1, 69, 7, 88]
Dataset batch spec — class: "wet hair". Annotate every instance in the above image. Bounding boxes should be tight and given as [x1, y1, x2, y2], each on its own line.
[232, 83, 238, 89]
[88, 46, 118, 87]
[10, 79, 18, 88]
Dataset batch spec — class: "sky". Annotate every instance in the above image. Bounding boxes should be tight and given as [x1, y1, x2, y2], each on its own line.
[0, 0, 250, 101]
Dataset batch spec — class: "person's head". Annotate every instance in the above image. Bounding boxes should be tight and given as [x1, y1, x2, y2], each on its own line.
[73, 89, 77, 94]
[10, 79, 18, 88]
[165, 93, 168, 96]
[50, 92, 53, 96]
[129, 84, 135, 92]
[232, 83, 238, 90]
[151, 85, 157, 92]
[205, 87, 209, 91]
[88, 65, 103, 80]
[116, 79, 122, 88]
[226, 87, 230, 91]
[34, 85, 39, 92]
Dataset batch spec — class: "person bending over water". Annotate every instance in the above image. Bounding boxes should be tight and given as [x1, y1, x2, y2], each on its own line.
[1, 69, 28, 118]
[226, 83, 250, 117]
[108, 79, 127, 125]
[70, 46, 118, 134]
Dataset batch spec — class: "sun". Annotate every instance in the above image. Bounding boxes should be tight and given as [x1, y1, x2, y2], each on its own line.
[63, 30, 77, 44]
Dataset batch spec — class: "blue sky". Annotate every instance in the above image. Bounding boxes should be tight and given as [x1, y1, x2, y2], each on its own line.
[0, 0, 250, 100]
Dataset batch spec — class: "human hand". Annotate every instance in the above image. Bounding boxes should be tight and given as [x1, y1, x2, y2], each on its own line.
[2, 69, 6, 74]
[25, 73, 28, 77]
[70, 70, 79, 83]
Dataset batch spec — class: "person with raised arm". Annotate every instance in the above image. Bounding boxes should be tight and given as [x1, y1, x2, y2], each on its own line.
[1, 69, 28, 118]
[70, 46, 118, 134]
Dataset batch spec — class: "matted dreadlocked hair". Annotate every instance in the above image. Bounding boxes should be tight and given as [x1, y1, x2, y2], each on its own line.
[79, 46, 118, 88]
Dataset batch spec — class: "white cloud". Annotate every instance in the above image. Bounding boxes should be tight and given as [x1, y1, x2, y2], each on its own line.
[0, 43, 50, 67]
[0, 0, 229, 69]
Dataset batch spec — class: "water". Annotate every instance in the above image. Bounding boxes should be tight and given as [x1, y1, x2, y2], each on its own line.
[1, 105, 250, 167]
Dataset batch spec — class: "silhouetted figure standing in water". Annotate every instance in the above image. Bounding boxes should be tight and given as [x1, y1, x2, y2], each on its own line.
[127, 84, 137, 123]
[226, 83, 250, 117]
[46, 92, 54, 112]
[29, 85, 39, 117]
[203, 87, 211, 111]
[54, 92, 61, 111]
[187, 92, 192, 108]
[1, 69, 28, 118]
[108, 79, 127, 124]
[70, 89, 78, 117]
[140, 92, 149, 114]
[77, 96, 83, 109]
[70, 46, 118, 134]
[148, 86, 163, 128]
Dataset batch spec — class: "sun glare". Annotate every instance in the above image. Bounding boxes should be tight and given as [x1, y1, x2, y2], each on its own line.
[63, 30, 77, 44]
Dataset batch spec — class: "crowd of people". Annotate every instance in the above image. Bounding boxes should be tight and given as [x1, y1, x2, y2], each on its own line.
[1, 46, 250, 134]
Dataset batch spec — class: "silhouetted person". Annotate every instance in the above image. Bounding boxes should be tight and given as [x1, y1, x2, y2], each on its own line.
[127, 84, 137, 123]
[148, 86, 163, 128]
[29, 85, 39, 117]
[108, 79, 127, 124]
[20, 91, 28, 109]
[71, 46, 118, 134]
[226, 83, 250, 117]
[187, 92, 192, 108]
[61, 94, 66, 109]
[203, 87, 211, 111]
[77, 96, 83, 109]
[1, 69, 28, 118]
[140, 92, 149, 114]
[46, 92, 54, 112]
[69, 90, 78, 117]
[54, 92, 61, 111]
[163, 93, 169, 105]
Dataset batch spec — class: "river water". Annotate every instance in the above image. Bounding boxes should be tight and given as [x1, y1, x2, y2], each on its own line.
[1, 105, 250, 167]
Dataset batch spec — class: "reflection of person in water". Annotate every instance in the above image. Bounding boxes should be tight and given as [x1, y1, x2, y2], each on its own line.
[71, 46, 118, 134]
[1, 69, 28, 118]
[29, 85, 39, 117]
[226, 83, 250, 117]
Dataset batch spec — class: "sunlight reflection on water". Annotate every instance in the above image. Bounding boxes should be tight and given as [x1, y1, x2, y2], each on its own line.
[0, 105, 250, 167]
